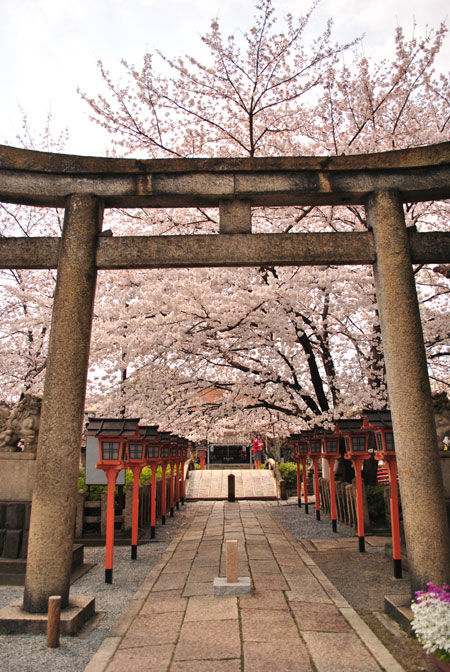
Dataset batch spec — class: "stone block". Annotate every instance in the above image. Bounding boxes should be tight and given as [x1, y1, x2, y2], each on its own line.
[213, 576, 252, 596]
[5, 503, 25, 530]
[0, 454, 36, 501]
[24, 503, 31, 530]
[2, 529, 22, 558]
[19, 530, 29, 559]
[0, 503, 6, 527]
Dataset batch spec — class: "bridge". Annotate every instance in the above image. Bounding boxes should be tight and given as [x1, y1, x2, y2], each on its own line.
[185, 468, 278, 501]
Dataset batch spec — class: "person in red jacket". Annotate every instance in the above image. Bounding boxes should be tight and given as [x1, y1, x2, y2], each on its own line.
[252, 434, 264, 469]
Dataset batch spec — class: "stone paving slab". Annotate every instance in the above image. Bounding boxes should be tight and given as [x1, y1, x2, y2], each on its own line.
[243, 641, 313, 672]
[301, 631, 382, 672]
[175, 620, 241, 661]
[83, 501, 405, 672]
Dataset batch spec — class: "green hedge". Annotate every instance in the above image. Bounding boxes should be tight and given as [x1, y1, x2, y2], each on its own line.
[278, 462, 301, 487]
[366, 484, 388, 524]
[78, 464, 174, 501]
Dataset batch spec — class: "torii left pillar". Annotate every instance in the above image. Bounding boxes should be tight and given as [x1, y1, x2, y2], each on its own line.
[23, 195, 102, 613]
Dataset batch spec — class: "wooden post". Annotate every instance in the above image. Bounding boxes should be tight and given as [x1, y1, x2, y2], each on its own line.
[131, 466, 141, 559]
[226, 540, 238, 583]
[46, 595, 61, 648]
[161, 462, 167, 524]
[301, 457, 309, 513]
[150, 464, 157, 538]
[329, 457, 338, 533]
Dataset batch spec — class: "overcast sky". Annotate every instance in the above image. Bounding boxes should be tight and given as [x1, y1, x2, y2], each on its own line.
[1, 0, 449, 156]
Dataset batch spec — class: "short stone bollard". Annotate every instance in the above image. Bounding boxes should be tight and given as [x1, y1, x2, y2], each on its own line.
[213, 540, 251, 596]
[228, 474, 235, 502]
[46, 595, 61, 648]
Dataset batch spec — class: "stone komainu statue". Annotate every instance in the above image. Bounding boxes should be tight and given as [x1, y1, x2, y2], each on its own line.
[433, 391, 450, 449]
[0, 393, 42, 453]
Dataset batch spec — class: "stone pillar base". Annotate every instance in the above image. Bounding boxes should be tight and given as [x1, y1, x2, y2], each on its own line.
[213, 576, 252, 596]
[0, 595, 95, 634]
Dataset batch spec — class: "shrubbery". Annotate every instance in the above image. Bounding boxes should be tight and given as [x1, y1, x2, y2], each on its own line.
[278, 461, 301, 488]
[77, 464, 174, 500]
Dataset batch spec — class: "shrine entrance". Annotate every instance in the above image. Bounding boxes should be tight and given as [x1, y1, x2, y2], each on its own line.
[0, 141, 449, 613]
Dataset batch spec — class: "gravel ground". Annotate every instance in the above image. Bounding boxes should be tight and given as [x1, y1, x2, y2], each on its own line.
[0, 506, 194, 672]
[270, 498, 356, 540]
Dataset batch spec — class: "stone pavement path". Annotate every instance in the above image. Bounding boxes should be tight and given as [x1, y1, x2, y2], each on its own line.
[84, 501, 405, 672]
[185, 469, 277, 500]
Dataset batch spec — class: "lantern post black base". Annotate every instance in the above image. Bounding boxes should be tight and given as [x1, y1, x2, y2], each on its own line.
[332, 519, 337, 533]
[170, 508, 174, 517]
[151, 526, 155, 539]
[176, 502, 179, 510]
[297, 498, 301, 508]
[131, 545, 137, 560]
[393, 558, 403, 579]
[181, 497, 184, 505]
[358, 536, 365, 553]
[316, 510, 320, 521]
[162, 515, 166, 525]
[304, 503, 309, 514]
[105, 569, 112, 584]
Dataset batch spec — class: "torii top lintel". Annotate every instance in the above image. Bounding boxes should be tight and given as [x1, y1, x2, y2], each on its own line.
[1, 142, 450, 209]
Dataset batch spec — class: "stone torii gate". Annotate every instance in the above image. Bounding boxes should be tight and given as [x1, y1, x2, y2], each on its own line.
[0, 142, 449, 613]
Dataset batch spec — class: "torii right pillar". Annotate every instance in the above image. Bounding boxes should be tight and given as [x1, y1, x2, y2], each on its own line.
[367, 190, 450, 595]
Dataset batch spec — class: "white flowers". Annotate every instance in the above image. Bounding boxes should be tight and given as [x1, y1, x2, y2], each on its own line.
[411, 583, 450, 662]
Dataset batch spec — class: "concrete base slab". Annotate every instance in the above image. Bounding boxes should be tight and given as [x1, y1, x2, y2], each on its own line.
[384, 594, 413, 635]
[0, 595, 95, 635]
[213, 577, 252, 596]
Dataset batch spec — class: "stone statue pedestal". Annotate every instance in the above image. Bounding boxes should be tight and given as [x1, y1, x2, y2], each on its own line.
[0, 453, 36, 502]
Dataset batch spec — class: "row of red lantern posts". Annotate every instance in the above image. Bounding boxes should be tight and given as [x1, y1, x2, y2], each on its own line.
[289, 411, 402, 579]
[85, 418, 192, 584]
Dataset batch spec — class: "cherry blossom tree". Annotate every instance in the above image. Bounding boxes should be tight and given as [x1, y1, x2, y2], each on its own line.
[0, 115, 66, 403]
[1, 1, 449, 442]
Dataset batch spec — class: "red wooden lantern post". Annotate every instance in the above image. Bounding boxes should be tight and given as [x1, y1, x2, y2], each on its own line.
[125, 435, 148, 560]
[321, 433, 341, 533]
[158, 431, 171, 524]
[341, 427, 370, 553]
[298, 437, 310, 513]
[144, 427, 161, 539]
[307, 434, 323, 521]
[290, 434, 309, 511]
[138, 426, 159, 540]
[92, 418, 140, 583]
[175, 438, 182, 511]
[290, 435, 302, 508]
[180, 439, 190, 505]
[169, 435, 178, 517]
[364, 412, 402, 578]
